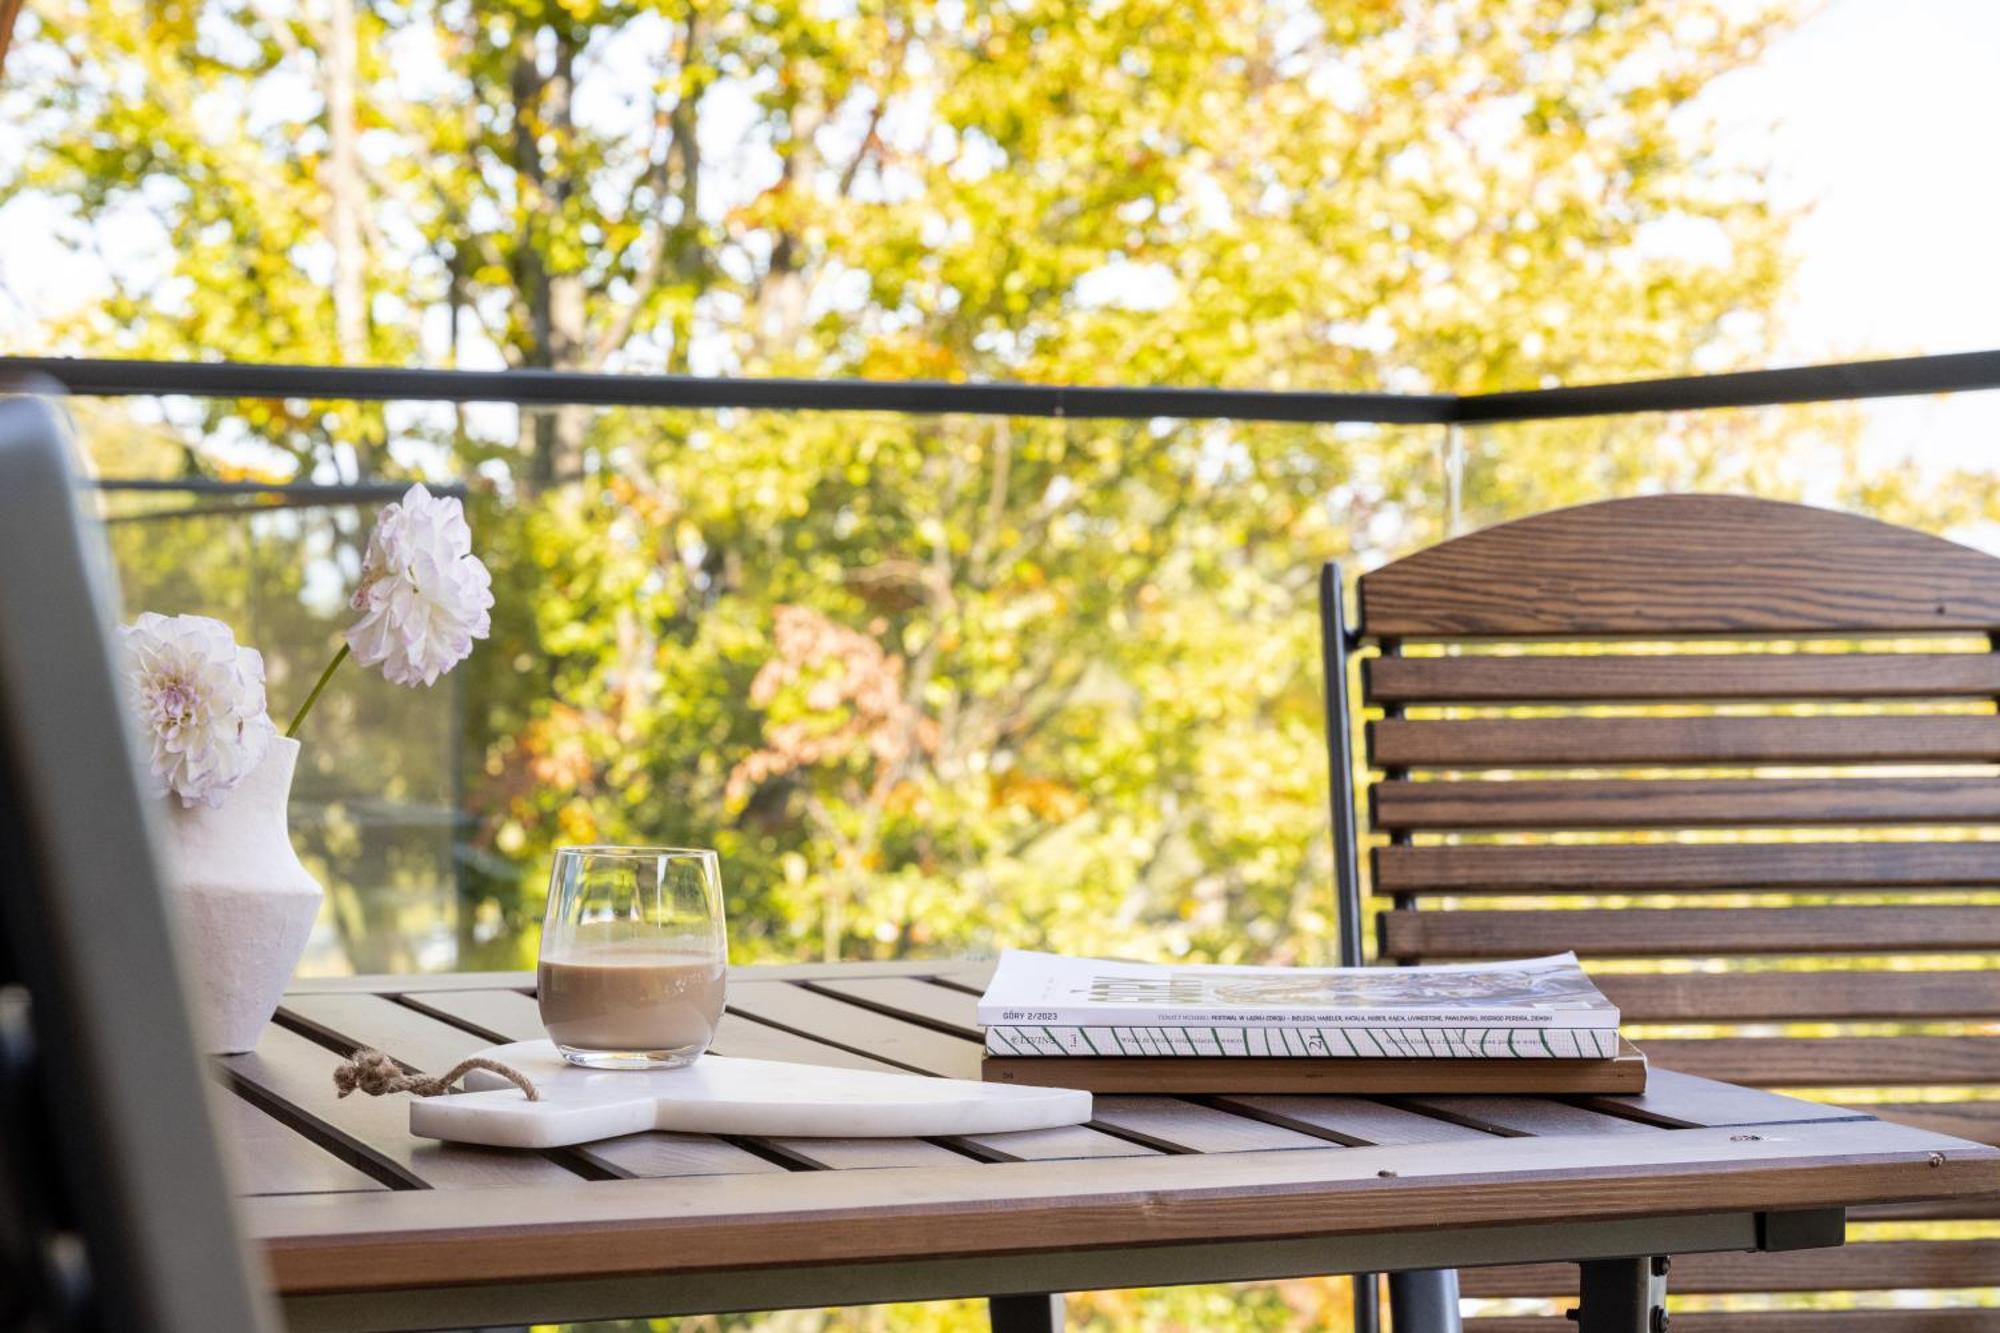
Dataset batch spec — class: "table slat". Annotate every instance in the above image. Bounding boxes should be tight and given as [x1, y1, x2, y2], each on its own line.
[729, 982, 1324, 1153]
[766, 1137, 974, 1169]
[1207, 1096, 1499, 1146]
[931, 963, 998, 994]
[727, 961, 976, 982]
[717, 1013, 931, 1071]
[279, 994, 781, 1181]
[406, 984, 876, 1072]
[801, 978, 1187, 1152]
[223, 1023, 585, 1190]
[216, 1089, 386, 1196]
[406, 989, 959, 1168]
[285, 961, 965, 995]
[388, 989, 537, 1046]
[1576, 1068, 1879, 1130]
[405, 988, 1152, 1164]
[1399, 1096, 1661, 1138]
[400, 989, 962, 1169]
[947, 1124, 1156, 1162]
[284, 971, 535, 996]
[407, 987, 891, 1073]
[1087, 1096, 1331, 1153]
[726, 980, 986, 1076]
[808, 976, 986, 1037]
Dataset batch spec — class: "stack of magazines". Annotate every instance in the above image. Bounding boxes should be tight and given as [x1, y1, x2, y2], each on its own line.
[976, 950, 1643, 1094]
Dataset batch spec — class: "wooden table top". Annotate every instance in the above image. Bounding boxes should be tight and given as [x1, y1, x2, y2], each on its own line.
[229, 962, 2000, 1331]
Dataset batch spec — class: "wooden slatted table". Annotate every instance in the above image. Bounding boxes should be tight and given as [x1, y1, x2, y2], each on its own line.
[228, 963, 2000, 1333]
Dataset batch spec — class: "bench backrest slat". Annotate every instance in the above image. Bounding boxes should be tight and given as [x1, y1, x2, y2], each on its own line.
[1358, 492, 2000, 636]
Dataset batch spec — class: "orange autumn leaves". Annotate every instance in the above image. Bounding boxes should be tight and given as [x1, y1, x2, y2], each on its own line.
[726, 605, 938, 814]
[727, 606, 1084, 828]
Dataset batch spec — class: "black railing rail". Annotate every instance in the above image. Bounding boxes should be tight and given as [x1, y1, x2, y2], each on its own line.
[5, 348, 1999, 426]
[93, 477, 468, 522]
[1454, 349, 2000, 424]
[94, 478, 463, 501]
[0, 357, 1450, 424]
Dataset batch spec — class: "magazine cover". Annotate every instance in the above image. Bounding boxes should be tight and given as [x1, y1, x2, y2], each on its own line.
[977, 950, 1621, 1058]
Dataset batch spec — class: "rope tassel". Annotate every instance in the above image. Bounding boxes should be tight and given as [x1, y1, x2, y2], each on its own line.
[333, 1047, 540, 1102]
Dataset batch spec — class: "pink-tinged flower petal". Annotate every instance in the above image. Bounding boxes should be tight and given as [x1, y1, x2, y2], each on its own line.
[120, 612, 275, 808]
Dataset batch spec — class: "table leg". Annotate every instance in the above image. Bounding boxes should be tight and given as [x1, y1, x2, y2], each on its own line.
[1573, 1256, 1668, 1333]
[1352, 1272, 1381, 1333]
[1387, 1268, 1461, 1333]
[989, 1291, 1063, 1332]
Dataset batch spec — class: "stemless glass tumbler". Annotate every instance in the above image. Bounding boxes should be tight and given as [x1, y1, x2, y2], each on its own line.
[536, 846, 728, 1069]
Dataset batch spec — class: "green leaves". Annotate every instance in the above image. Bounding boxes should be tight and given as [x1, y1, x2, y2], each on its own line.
[16, 0, 1926, 974]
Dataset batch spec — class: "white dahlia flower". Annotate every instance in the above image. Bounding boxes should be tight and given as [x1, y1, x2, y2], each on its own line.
[121, 612, 276, 808]
[345, 483, 494, 688]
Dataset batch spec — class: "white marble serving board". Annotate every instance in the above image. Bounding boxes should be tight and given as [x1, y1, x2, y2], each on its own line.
[409, 1040, 1092, 1148]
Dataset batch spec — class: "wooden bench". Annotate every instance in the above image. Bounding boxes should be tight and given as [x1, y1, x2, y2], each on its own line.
[1324, 493, 2000, 1330]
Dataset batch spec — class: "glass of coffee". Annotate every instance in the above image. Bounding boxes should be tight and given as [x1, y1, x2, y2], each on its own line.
[537, 846, 727, 1069]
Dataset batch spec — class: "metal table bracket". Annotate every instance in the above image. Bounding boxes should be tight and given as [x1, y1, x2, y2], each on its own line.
[1571, 1255, 1668, 1333]
[988, 1292, 1063, 1332]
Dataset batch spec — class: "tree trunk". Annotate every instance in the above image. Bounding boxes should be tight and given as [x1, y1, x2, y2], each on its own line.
[511, 24, 588, 490]
[325, 0, 366, 362]
[0, 0, 25, 85]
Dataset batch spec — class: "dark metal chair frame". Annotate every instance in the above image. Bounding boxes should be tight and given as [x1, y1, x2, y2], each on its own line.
[1323, 561, 1467, 1333]
[0, 397, 272, 1332]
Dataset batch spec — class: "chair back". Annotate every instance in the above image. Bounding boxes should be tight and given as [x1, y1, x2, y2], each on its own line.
[1337, 493, 2000, 1325]
[0, 397, 271, 1331]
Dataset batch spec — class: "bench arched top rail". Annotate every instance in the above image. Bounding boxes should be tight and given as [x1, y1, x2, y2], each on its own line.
[1357, 494, 2000, 637]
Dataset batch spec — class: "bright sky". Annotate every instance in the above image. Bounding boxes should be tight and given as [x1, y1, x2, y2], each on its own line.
[1705, 0, 2000, 476]
[3, 0, 1997, 477]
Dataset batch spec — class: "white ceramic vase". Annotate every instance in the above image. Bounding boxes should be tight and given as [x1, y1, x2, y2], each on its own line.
[160, 735, 324, 1054]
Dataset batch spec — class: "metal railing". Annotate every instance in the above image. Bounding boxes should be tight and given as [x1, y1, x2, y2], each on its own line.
[5, 347, 2000, 425]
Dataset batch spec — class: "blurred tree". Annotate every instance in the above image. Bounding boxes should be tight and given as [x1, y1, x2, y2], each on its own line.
[5, 0, 1852, 972]
[0, 0, 22, 79]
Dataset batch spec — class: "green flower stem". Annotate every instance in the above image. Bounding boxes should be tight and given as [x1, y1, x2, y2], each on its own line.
[286, 642, 350, 739]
